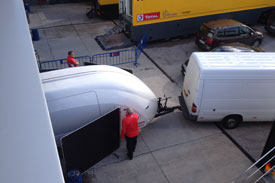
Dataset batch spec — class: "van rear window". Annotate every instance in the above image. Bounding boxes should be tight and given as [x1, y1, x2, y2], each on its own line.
[200, 25, 214, 38]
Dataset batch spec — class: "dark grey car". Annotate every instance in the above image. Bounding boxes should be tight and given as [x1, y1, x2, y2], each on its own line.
[195, 19, 263, 50]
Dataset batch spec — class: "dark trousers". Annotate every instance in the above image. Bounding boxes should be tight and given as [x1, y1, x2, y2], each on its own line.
[125, 136, 138, 159]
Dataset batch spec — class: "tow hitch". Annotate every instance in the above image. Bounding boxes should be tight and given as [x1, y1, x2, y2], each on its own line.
[155, 95, 181, 118]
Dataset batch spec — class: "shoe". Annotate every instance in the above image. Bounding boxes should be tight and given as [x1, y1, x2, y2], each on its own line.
[127, 153, 133, 160]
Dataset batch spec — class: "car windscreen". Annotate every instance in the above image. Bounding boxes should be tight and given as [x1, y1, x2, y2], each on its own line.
[199, 25, 214, 38]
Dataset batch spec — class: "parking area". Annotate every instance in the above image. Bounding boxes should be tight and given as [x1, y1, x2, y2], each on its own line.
[29, 3, 273, 182]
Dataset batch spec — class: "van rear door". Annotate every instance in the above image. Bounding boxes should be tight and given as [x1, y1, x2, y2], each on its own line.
[183, 57, 201, 116]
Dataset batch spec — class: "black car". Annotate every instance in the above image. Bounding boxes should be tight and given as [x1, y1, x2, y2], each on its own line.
[181, 43, 264, 76]
[265, 11, 275, 35]
[195, 19, 263, 50]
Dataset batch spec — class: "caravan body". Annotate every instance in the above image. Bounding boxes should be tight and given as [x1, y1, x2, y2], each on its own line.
[41, 65, 157, 144]
[180, 52, 275, 128]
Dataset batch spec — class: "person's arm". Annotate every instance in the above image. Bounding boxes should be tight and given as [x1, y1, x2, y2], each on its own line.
[72, 58, 79, 67]
[120, 119, 126, 139]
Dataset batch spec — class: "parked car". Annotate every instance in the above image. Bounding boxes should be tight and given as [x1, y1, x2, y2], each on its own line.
[265, 11, 275, 35]
[181, 43, 264, 76]
[195, 19, 263, 50]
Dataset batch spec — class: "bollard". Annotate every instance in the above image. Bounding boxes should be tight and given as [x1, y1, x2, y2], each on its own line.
[68, 169, 82, 183]
[32, 29, 40, 41]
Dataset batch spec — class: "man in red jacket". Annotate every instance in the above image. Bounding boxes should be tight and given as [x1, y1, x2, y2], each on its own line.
[67, 51, 79, 67]
[120, 108, 139, 160]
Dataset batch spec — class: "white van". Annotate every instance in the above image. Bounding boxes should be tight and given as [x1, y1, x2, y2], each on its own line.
[179, 52, 275, 129]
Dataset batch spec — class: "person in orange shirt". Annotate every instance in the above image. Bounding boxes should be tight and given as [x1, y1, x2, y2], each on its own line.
[120, 108, 139, 160]
[67, 51, 79, 67]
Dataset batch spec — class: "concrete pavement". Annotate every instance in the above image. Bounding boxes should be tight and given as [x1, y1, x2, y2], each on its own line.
[28, 3, 270, 182]
[85, 112, 255, 183]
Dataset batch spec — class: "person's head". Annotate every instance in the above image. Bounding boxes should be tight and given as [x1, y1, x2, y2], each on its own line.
[126, 108, 134, 115]
[68, 51, 74, 57]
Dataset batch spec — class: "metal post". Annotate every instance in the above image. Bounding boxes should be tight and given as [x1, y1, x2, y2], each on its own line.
[134, 49, 138, 67]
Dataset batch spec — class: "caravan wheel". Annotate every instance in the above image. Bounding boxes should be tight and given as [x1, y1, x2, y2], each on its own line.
[222, 115, 242, 129]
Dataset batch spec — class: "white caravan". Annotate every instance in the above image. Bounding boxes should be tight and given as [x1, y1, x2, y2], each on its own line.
[41, 65, 158, 144]
[179, 52, 275, 129]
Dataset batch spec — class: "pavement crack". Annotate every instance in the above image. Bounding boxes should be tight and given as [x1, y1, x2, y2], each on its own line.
[92, 132, 223, 171]
[142, 50, 182, 88]
[215, 123, 256, 163]
[142, 131, 222, 154]
[140, 135, 171, 183]
[72, 25, 90, 56]
[42, 29, 55, 60]
[33, 21, 109, 30]
[142, 50, 175, 83]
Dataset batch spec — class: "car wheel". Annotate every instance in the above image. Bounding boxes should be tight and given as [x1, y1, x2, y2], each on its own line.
[222, 115, 242, 129]
[252, 39, 261, 47]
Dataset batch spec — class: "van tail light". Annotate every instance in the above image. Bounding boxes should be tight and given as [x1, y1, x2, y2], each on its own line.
[205, 39, 213, 45]
[196, 33, 200, 38]
[192, 103, 197, 113]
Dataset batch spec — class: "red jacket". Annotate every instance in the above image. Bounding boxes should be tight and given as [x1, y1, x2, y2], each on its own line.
[67, 56, 78, 67]
[120, 114, 139, 139]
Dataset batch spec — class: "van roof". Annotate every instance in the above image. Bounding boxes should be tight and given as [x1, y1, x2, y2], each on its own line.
[40, 65, 132, 81]
[190, 52, 275, 79]
[41, 65, 156, 102]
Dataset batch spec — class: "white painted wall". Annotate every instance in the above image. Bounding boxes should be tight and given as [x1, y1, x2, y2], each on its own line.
[0, 1, 64, 182]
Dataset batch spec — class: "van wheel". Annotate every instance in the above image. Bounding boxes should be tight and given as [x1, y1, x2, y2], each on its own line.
[222, 116, 242, 129]
[252, 39, 261, 47]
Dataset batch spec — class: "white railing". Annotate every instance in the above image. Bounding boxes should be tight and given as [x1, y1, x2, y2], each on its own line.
[232, 146, 275, 183]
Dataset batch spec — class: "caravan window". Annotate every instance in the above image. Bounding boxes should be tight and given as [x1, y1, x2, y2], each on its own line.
[47, 91, 101, 133]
